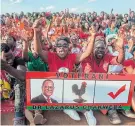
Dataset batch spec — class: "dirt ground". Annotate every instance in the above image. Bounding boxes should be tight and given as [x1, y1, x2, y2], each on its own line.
[1, 110, 135, 125]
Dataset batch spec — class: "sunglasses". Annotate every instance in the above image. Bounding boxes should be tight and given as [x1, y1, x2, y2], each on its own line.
[56, 44, 69, 48]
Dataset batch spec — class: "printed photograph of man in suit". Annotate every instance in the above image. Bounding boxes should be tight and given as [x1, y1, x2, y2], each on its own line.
[31, 79, 58, 103]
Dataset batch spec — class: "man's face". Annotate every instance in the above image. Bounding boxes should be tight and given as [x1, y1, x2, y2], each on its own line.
[56, 40, 69, 58]
[70, 35, 78, 45]
[42, 81, 54, 97]
[3, 50, 15, 66]
[94, 42, 106, 59]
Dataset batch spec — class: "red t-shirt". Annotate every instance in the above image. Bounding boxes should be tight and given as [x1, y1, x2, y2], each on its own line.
[48, 52, 77, 72]
[81, 53, 118, 73]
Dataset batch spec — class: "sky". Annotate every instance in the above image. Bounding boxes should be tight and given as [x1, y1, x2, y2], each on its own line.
[1, 0, 135, 14]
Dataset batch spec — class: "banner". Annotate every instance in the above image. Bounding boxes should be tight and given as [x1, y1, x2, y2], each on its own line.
[26, 72, 135, 110]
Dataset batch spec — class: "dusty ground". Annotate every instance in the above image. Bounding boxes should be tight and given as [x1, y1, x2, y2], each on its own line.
[1, 110, 135, 125]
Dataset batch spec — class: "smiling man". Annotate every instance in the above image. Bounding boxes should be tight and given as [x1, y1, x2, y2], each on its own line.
[31, 79, 58, 103]
[81, 36, 125, 124]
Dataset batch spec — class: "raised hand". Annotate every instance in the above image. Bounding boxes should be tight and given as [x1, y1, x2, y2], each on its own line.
[91, 30, 96, 37]
[32, 18, 43, 29]
[116, 36, 124, 49]
[20, 30, 33, 42]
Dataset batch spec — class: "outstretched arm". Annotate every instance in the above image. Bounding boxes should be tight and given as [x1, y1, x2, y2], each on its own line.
[33, 19, 48, 63]
[76, 33, 95, 64]
[21, 31, 31, 61]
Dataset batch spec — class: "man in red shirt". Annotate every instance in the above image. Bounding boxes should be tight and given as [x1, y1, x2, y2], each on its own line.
[33, 19, 96, 125]
[81, 36, 125, 125]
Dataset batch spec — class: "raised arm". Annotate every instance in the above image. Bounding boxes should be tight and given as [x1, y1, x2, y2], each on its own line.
[22, 40, 29, 61]
[21, 31, 31, 61]
[128, 38, 134, 53]
[116, 37, 125, 63]
[76, 33, 95, 64]
[46, 19, 52, 43]
[33, 19, 48, 63]
[60, 9, 66, 21]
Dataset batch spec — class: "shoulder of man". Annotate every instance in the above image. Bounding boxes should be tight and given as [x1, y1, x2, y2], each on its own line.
[31, 94, 44, 103]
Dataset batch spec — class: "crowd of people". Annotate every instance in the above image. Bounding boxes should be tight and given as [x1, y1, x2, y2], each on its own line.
[0, 8, 135, 125]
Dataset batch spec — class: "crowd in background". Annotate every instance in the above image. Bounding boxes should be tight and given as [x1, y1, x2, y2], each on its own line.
[0, 9, 135, 125]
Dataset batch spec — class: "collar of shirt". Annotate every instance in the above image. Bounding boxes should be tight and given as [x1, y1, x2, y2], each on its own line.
[42, 93, 52, 103]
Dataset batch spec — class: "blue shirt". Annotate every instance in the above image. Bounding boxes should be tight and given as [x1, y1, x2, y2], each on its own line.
[105, 28, 118, 36]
